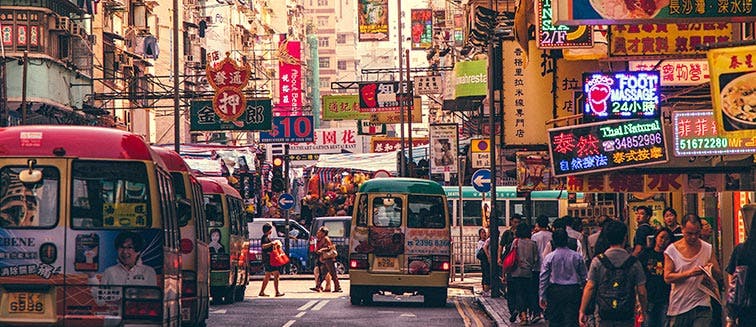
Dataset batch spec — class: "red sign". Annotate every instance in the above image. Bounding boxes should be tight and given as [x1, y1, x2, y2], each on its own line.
[205, 53, 253, 122]
[278, 38, 302, 116]
[212, 88, 246, 122]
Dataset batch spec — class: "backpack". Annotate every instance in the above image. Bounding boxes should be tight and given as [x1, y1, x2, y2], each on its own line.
[595, 254, 637, 321]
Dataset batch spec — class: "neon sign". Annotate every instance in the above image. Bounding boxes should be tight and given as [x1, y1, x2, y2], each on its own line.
[672, 110, 756, 156]
[583, 71, 660, 120]
[548, 119, 668, 177]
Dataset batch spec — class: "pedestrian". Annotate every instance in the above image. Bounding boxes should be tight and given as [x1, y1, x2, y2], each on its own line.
[475, 228, 491, 294]
[259, 223, 284, 297]
[639, 229, 672, 327]
[543, 217, 583, 258]
[588, 215, 610, 259]
[632, 206, 656, 257]
[579, 220, 648, 327]
[664, 214, 722, 327]
[313, 226, 342, 292]
[507, 223, 541, 324]
[540, 228, 587, 327]
[725, 205, 756, 326]
[531, 215, 552, 323]
[312, 234, 333, 292]
[664, 207, 683, 241]
[498, 214, 523, 299]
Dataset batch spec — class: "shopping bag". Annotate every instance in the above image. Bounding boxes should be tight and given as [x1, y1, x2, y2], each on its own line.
[270, 245, 290, 267]
[501, 239, 519, 274]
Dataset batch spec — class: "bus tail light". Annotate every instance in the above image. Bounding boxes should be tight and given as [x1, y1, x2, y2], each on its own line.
[180, 238, 194, 254]
[182, 271, 197, 298]
[123, 287, 162, 320]
[309, 237, 316, 253]
[431, 256, 450, 271]
[349, 254, 368, 269]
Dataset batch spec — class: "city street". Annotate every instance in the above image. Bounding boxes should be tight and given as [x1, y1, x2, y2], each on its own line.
[207, 276, 493, 327]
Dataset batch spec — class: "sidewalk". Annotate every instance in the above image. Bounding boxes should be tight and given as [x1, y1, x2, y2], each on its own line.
[450, 273, 547, 327]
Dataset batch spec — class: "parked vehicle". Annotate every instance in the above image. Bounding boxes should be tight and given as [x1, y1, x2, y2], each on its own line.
[309, 216, 351, 274]
[248, 218, 310, 275]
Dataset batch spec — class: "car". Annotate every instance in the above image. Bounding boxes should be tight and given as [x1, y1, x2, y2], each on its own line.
[309, 216, 351, 275]
[248, 218, 311, 275]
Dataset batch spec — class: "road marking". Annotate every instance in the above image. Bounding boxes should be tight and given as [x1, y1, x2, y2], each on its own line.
[400, 313, 416, 317]
[298, 300, 318, 311]
[460, 297, 484, 327]
[295, 311, 306, 318]
[453, 298, 472, 327]
[209, 309, 227, 314]
[311, 299, 330, 311]
[282, 320, 296, 327]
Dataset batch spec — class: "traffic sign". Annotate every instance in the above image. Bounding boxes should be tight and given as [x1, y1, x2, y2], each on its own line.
[471, 139, 490, 168]
[278, 193, 295, 210]
[471, 169, 491, 193]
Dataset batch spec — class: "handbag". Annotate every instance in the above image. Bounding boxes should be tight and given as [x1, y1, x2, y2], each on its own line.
[501, 239, 519, 274]
[321, 248, 338, 261]
[726, 264, 751, 319]
[270, 244, 290, 267]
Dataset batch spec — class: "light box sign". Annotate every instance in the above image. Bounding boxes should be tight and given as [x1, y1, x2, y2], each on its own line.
[628, 60, 710, 86]
[548, 119, 668, 177]
[358, 81, 413, 113]
[583, 71, 660, 120]
[258, 116, 314, 143]
[673, 110, 756, 157]
[553, 0, 756, 25]
[537, 0, 593, 49]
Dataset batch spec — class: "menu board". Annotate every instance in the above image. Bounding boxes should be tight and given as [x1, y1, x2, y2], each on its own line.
[548, 119, 667, 177]
[583, 71, 660, 121]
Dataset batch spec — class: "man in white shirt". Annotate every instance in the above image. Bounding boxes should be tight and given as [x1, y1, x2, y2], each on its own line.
[531, 215, 552, 262]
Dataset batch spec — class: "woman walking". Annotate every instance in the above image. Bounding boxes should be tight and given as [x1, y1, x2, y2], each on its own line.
[476, 228, 491, 294]
[313, 226, 342, 292]
[258, 223, 284, 297]
[508, 223, 541, 324]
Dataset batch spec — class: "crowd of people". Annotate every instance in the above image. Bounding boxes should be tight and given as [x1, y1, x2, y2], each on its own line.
[476, 206, 756, 327]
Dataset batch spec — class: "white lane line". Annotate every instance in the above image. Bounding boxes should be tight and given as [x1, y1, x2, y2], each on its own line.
[310, 299, 330, 311]
[210, 309, 227, 314]
[298, 300, 318, 311]
[295, 311, 306, 318]
[282, 320, 296, 327]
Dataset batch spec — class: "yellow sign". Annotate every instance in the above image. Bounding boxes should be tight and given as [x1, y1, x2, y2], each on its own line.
[103, 203, 148, 227]
[610, 23, 732, 57]
[708, 44, 756, 138]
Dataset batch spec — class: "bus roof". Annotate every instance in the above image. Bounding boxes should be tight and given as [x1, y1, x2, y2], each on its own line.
[442, 186, 583, 200]
[0, 125, 162, 164]
[358, 178, 445, 195]
[151, 146, 191, 172]
[197, 177, 241, 198]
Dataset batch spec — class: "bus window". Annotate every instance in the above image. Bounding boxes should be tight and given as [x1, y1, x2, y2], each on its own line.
[205, 194, 223, 227]
[408, 195, 446, 228]
[462, 200, 482, 226]
[356, 194, 368, 227]
[372, 196, 402, 227]
[533, 200, 559, 219]
[71, 161, 151, 229]
[0, 166, 59, 228]
[170, 172, 191, 227]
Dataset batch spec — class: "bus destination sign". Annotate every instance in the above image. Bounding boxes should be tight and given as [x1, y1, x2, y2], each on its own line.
[583, 71, 660, 121]
[548, 119, 668, 177]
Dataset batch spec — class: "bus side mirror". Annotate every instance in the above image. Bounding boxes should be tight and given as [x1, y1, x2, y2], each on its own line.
[19, 159, 43, 187]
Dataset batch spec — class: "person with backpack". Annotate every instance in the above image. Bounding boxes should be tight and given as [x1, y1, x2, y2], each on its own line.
[540, 228, 587, 327]
[632, 206, 656, 257]
[579, 220, 648, 327]
[725, 204, 756, 326]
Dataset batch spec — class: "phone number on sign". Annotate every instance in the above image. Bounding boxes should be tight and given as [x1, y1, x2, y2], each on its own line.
[678, 137, 729, 150]
[611, 133, 663, 151]
[408, 240, 450, 247]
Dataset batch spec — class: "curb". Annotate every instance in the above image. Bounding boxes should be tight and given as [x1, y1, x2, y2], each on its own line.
[476, 296, 505, 327]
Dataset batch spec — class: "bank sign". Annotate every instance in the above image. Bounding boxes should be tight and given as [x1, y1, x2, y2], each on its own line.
[548, 119, 668, 177]
[583, 71, 660, 120]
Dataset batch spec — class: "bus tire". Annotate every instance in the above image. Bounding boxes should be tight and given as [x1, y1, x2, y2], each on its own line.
[234, 285, 246, 301]
[349, 285, 365, 305]
[424, 287, 447, 307]
[222, 287, 235, 304]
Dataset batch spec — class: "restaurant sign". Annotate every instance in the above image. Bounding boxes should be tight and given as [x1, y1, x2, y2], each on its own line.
[554, 0, 756, 25]
[583, 71, 660, 120]
[672, 110, 756, 157]
[548, 119, 668, 177]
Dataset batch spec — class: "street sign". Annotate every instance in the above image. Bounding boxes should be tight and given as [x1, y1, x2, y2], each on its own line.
[278, 193, 295, 210]
[471, 138, 491, 168]
[471, 169, 491, 193]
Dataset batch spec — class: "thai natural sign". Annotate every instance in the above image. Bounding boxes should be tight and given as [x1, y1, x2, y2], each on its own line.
[583, 71, 660, 120]
[548, 119, 668, 177]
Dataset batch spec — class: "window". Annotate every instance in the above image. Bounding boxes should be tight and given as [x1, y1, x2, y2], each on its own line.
[323, 221, 347, 237]
[317, 16, 328, 26]
[318, 36, 329, 47]
[71, 161, 151, 229]
[319, 57, 330, 68]
[337, 60, 347, 70]
[356, 195, 368, 226]
[319, 79, 330, 88]
[408, 195, 445, 228]
[372, 196, 402, 227]
[0, 166, 59, 228]
[336, 34, 346, 44]
[204, 194, 224, 227]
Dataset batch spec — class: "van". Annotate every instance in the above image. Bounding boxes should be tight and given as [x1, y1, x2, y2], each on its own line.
[309, 216, 351, 274]
[248, 218, 311, 274]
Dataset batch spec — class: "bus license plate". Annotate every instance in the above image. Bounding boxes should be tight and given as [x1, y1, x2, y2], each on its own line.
[8, 293, 45, 314]
[373, 257, 399, 271]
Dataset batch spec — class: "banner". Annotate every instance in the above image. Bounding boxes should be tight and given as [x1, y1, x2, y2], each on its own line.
[708, 44, 756, 138]
[411, 9, 433, 50]
[553, 0, 756, 25]
[278, 38, 302, 116]
[429, 124, 458, 174]
[322, 94, 421, 123]
[190, 99, 272, 131]
[610, 24, 732, 57]
[358, 0, 389, 41]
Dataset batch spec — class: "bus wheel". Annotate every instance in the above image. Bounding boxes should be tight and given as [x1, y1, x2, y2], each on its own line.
[424, 287, 447, 307]
[234, 285, 246, 301]
[349, 285, 363, 305]
[288, 262, 300, 275]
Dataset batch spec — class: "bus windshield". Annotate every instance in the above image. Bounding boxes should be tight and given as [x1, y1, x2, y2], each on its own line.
[71, 160, 151, 229]
[0, 166, 59, 228]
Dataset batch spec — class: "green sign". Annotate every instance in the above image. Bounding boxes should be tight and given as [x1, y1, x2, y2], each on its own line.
[454, 60, 487, 99]
[322, 94, 362, 120]
[190, 99, 272, 131]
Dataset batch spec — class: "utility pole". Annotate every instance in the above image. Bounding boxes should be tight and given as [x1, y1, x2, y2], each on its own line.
[172, 0, 180, 153]
[397, 0, 406, 177]
[406, 49, 413, 176]
[486, 0, 501, 298]
[21, 51, 28, 125]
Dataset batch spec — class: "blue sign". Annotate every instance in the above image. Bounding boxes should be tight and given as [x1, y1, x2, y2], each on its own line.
[583, 71, 660, 121]
[471, 169, 491, 193]
[259, 116, 315, 143]
[278, 193, 295, 210]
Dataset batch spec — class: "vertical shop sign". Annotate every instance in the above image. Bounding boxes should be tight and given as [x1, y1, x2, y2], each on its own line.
[411, 9, 433, 50]
[278, 38, 302, 116]
[358, 0, 389, 41]
[503, 40, 553, 145]
[537, 0, 592, 49]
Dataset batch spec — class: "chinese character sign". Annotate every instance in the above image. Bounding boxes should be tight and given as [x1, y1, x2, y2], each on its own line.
[358, 0, 389, 41]
[553, 0, 756, 24]
[322, 94, 422, 123]
[548, 119, 668, 177]
[672, 110, 756, 157]
[583, 71, 660, 120]
[358, 82, 413, 113]
[204, 52, 254, 126]
[411, 9, 433, 50]
[190, 100, 272, 131]
[537, 0, 593, 49]
[610, 24, 731, 56]
[278, 38, 302, 116]
[371, 137, 430, 153]
[708, 44, 756, 138]
[629, 60, 710, 86]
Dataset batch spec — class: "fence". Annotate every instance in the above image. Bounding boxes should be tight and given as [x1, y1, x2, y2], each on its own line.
[451, 235, 483, 280]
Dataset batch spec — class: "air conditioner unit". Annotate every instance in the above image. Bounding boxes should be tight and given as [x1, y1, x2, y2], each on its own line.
[70, 23, 80, 36]
[54, 16, 70, 32]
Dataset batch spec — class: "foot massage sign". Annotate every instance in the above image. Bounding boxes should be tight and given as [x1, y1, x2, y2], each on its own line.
[548, 118, 668, 177]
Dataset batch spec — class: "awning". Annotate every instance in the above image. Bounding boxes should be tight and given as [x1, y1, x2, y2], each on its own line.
[316, 152, 398, 175]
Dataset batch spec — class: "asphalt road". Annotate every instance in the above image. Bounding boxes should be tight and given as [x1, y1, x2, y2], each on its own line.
[206, 277, 493, 327]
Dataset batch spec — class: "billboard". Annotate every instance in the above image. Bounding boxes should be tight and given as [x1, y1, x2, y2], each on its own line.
[429, 124, 458, 174]
[358, 0, 389, 41]
[453, 60, 487, 98]
[411, 9, 433, 49]
[582, 71, 661, 120]
[708, 44, 756, 138]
